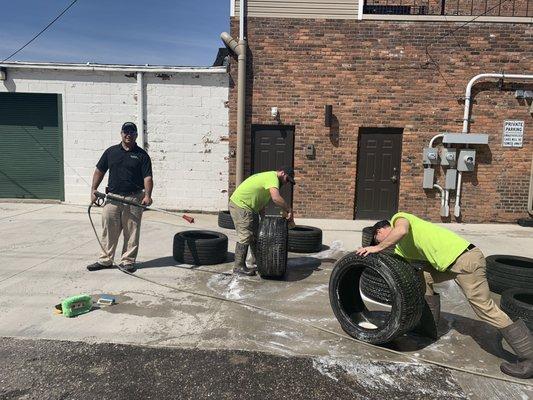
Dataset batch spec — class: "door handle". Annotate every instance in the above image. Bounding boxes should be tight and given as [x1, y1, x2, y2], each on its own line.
[391, 167, 398, 183]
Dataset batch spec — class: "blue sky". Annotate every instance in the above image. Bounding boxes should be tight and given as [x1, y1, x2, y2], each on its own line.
[0, 0, 230, 66]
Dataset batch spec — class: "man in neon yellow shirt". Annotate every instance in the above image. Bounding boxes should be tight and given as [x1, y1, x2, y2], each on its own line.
[356, 212, 532, 379]
[229, 167, 295, 276]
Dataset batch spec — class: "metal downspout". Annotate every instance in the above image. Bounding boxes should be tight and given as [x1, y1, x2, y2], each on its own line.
[221, 0, 247, 186]
[236, 40, 246, 186]
[455, 73, 533, 217]
[136, 72, 145, 149]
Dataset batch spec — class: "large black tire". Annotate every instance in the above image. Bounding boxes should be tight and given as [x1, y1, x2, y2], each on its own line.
[486, 255, 533, 294]
[217, 210, 235, 230]
[288, 225, 322, 253]
[329, 252, 424, 344]
[500, 289, 533, 331]
[517, 218, 533, 227]
[361, 226, 374, 247]
[173, 230, 228, 265]
[256, 216, 288, 279]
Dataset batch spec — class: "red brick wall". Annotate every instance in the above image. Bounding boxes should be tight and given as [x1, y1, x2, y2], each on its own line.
[228, 18, 532, 223]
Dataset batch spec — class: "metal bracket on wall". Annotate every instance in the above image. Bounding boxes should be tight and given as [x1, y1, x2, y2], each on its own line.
[442, 133, 489, 145]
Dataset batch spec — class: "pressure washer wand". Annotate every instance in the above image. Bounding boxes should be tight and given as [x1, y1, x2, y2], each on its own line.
[94, 191, 194, 223]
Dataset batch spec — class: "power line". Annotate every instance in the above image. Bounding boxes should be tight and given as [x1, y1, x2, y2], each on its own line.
[424, 1, 512, 100]
[2, 0, 80, 62]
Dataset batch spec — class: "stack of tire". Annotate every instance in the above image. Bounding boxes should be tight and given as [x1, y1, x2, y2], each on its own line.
[288, 225, 323, 253]
[217, 210, 235, 230]
[218, 210, 323, 254]
[256, 216, 289, 279]
[218, 210, 259, 230]
[329, 252, 425, 344]
[173, 230, 228, 265]
[487, 255, 533, 330]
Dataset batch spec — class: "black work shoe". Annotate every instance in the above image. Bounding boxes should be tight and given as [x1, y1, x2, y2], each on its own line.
[118, 264, 137, 273]
[233, 266, 257, 276]
[500, 359, 533, 379]
[87, 262, 112, 272]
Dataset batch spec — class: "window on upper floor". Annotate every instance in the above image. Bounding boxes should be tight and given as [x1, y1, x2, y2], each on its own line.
[363, 0, 532, 17]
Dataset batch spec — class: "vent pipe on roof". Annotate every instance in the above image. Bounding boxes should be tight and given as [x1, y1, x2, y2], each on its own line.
[221, 1, 247, 186]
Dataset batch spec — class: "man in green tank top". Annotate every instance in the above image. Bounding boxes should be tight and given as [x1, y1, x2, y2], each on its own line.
[229, 167, 295, 276]
[356, 212, 532, 379]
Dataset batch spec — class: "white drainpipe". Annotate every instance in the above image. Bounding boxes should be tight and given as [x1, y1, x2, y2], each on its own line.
[433, 184, 447, 216]
[428, 133, 449, 216]
[455, 73, 533, 217]
[136, 72, 145, 149]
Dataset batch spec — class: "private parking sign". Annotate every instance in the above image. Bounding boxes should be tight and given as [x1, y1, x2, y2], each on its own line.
[502, 120, 524, 148]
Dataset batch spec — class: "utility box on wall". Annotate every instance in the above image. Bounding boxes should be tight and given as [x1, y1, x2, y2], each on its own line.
[440, 148, 457, 167]
[458, 150, 476, 172]
[423, 168, 435, 189]
[445, 169, 457, 189]
[423, 148, 439, 164]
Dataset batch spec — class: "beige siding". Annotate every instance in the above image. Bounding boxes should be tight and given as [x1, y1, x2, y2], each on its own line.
[234, 0, 359, 19]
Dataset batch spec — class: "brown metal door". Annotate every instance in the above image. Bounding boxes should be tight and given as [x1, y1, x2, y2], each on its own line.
[355, 128, 403, 220]
[252, 125, 294, 216]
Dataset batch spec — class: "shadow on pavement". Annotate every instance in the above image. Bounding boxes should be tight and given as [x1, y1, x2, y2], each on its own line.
[384, 312, 515, 362]
[139, 252, 235, 270]
[285, 257, 323, 282]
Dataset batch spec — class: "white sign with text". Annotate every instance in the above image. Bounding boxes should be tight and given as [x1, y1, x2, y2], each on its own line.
[502, 120, 524, 148]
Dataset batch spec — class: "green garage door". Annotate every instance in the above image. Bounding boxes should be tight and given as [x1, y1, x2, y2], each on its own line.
[0, 93, 64, 200]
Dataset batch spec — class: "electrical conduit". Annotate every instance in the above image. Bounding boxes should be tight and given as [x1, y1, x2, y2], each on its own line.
[428, 133, 449, 217]
[455, 73, 533, 218]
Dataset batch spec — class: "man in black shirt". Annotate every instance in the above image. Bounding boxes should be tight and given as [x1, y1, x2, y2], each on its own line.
[87, 122, 153, 273]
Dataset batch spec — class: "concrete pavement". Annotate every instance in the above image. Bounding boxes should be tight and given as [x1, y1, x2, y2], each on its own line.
[0, 202, 532, 399]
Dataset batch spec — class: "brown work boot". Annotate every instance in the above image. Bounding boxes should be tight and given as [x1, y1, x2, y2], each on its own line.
[233, 242, 256, 276]
[413, 294, 440, 340]
[500, 319, 533, 379]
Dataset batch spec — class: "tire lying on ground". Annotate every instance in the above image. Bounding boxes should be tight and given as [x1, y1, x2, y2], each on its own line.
[486, 255, 533, 294]
[500, 288, 533, 331]
[288, 225, 322, 253]
[173, 230, 228, 265]
[329, 252, 424, 344]
[217, 210, 235, 230]
[256, 216, 288, 279]
[517, 218, 533, 227]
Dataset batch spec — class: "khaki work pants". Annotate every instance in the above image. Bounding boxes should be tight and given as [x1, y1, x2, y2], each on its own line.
[421, 248, 513, 329]
[98, 192, 144, 266]
[228, 201, 258, 245]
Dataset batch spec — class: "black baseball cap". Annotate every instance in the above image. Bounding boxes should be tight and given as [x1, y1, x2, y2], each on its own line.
[280, 166, 295, 184]
[121, 122, 138, 134]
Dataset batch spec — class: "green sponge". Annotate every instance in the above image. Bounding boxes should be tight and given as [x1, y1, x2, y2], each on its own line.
[61, 294, 93, 318]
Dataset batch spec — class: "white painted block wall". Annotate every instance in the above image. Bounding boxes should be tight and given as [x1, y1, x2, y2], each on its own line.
[0, 68, 229, 211]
